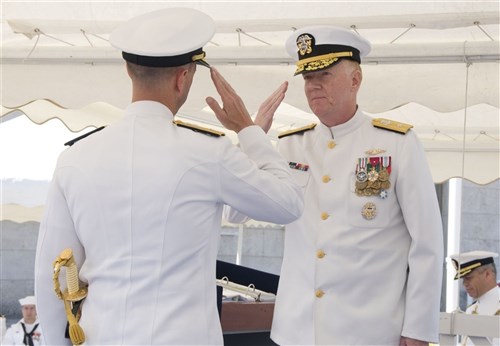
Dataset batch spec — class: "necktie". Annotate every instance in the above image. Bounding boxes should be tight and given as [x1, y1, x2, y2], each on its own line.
[20, 322, 39, 346]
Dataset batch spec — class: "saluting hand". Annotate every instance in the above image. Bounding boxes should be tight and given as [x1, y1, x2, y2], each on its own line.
[206, 68, 254, 133]
[254, 81, 288, 134]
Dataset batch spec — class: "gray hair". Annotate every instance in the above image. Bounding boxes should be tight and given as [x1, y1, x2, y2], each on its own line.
[476, 263, 497, 279]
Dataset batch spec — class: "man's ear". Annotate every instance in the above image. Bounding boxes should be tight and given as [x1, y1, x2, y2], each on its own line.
[484, 267, 494, 280]
[351, 68, 362, 91]
[174, 67, 190, 94]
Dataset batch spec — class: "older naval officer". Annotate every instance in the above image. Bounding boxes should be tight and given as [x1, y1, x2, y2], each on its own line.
[34, 8, 303, 345]
[450, 251, 500, 345]
[227, 25, 444, 345]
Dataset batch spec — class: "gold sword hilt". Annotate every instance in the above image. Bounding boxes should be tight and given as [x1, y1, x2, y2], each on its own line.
[53, 248, 87, 345]
[53, 249, 88, 301]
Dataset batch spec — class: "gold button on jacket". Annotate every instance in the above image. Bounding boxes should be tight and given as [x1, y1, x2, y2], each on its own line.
[315, 289, 325, 298]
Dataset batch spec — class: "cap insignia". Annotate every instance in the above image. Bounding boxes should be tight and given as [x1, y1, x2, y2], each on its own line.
[297, 34, 313, 56]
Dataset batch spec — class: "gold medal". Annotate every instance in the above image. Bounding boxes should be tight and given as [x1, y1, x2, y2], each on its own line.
[363, 188, 374, 196]
[378, 168, 389, 182]
[381, 181, 391, 190]
[355, 180, 368, 190]
[367, 168, 379, 182]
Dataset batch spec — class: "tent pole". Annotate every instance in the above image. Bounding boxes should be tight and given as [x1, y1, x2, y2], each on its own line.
[446, 178, 462, 312]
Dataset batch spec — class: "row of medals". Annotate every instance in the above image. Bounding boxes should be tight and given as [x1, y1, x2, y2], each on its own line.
[355, 164, 391, 197]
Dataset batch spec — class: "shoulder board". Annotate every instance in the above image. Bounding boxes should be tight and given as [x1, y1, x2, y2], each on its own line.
[64, 126, 106, 146]
[278, 123, 317, 139]
[372, 118, 413, 135]
[173, 120, 225, 137]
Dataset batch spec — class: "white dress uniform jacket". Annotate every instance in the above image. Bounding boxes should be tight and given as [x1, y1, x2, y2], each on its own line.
[2, 319, 44, 346]
[35, 101, 303, 345]
[463, 286, 500, 345]
[266, 109, 443, 345]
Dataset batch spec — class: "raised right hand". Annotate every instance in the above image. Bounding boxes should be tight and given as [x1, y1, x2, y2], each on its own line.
[254, 81, 288, 134]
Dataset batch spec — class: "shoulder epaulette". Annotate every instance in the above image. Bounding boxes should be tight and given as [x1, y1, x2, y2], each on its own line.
[278, 123, 317, 139]
[372, 118, 413, 135]
[174, 120, 225, 137]
[64, 126, 106, 146]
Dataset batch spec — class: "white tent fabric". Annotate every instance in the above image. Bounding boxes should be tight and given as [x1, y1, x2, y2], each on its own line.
[2, 2, 499, 110]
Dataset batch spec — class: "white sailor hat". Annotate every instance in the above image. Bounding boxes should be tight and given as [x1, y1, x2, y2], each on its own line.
[19, 295, 36, 306]
[285, 25, 371, 76]
[449, 250, 499, 280]
[110, 8, 215, 68]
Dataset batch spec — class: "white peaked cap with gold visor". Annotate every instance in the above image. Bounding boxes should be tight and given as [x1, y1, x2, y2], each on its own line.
[285, 25, 371, 76]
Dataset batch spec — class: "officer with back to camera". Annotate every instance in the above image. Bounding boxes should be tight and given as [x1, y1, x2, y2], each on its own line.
[34, 8, 303, 345]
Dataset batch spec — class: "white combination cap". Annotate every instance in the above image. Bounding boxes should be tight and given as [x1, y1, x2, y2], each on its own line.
[110, 7, 215, 68]
[449, 250, 498, 279]
[285, 25, 371, 76]
[19, 295, 36, 306]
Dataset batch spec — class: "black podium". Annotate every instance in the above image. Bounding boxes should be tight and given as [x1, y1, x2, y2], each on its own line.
[216, 260, 279, 346]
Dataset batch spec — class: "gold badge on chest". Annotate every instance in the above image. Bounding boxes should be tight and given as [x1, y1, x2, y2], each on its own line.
[361, 202, 377, 220]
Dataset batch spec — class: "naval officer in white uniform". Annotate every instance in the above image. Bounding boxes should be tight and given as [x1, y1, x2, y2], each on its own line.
[34, 8, 303, 345]
[227, 26, 444, 345]
[450, 251, 500, 345]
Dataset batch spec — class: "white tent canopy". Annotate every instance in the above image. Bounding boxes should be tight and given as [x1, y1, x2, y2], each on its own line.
[1, 1, 499, 187]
